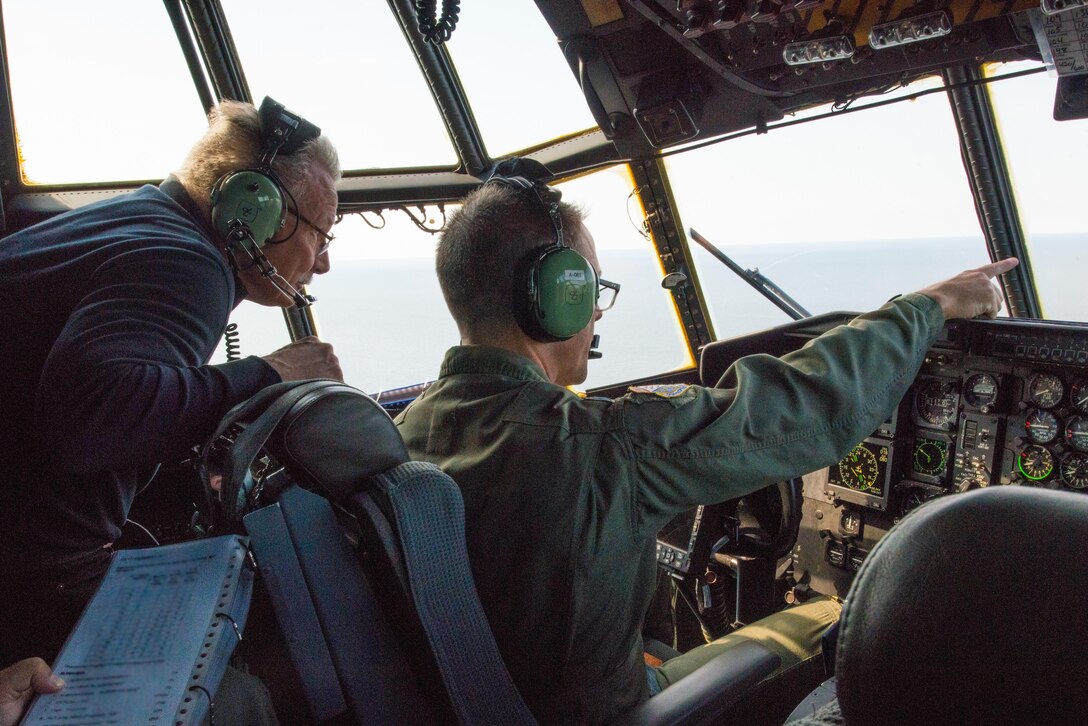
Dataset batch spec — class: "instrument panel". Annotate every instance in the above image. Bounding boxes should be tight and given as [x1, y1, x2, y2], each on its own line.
[808, 317, 1088, 595]
[670, 314, 1088, 595]
[829, 322, 1088, 514]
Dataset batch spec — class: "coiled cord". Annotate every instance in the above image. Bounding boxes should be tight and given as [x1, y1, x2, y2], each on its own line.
[413, 0, 461, 44]
[224, 322, 242, 361]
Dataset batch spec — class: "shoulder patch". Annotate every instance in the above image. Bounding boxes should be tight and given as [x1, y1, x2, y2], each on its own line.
[627, 383, 692, 399]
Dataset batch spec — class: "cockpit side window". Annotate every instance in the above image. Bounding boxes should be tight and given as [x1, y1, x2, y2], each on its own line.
[986, 61, 1088, 323]
[2, 0, 208, 184]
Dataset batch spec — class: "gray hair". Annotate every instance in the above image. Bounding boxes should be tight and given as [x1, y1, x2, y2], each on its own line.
[436, 182, 586, 335]
[175, 100, 340, 211]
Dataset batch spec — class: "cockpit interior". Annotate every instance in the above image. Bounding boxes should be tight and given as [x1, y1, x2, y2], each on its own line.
[1, 0, 1086, 723]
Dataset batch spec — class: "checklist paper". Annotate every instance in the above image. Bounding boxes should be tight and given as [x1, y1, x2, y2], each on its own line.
[21, 535, 253, 725]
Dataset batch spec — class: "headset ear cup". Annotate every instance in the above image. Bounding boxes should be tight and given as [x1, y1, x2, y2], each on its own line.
[517, 246, 596, 341]
[209, 170, 286, 249]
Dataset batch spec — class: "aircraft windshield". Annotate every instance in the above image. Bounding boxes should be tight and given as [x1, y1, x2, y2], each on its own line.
[214, 164, 694, 393]
[220, 0, 458, 170]
[666, 74, 996, 339]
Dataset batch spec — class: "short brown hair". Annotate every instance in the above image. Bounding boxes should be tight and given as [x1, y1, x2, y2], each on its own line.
[436, 182, 585, 334]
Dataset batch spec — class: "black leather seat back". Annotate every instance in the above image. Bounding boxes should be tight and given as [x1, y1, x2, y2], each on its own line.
[836, 487, 1088, 725]
[204, 379, 408, 525]
[266, 384, 408, 500]
[220, 381, 534, 724]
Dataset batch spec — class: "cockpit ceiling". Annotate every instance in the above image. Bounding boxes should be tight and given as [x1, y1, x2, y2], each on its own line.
[539, 0, 1045, 155]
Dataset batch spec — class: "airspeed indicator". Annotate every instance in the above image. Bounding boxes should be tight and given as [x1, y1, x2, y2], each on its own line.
[1027, 373, 1064, 410]
[836, 443, 885, 493]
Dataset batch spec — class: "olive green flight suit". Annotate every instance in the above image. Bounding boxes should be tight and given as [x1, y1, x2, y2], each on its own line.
[394, 293, 943, 725]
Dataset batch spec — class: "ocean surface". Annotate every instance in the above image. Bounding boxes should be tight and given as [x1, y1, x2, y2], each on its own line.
[214, 234, 1086, 393]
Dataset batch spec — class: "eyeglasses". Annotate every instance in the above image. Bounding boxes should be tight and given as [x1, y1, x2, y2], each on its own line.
[597, 278, 620, 312]
[292, 210, 336, 256]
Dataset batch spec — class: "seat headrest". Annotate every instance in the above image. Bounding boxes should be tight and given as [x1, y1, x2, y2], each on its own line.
[267, 386, 409, 503]
[836, 487, 1088, 725]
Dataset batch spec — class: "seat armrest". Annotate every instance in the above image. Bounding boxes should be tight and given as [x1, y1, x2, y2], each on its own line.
[609, 641, 780, 726]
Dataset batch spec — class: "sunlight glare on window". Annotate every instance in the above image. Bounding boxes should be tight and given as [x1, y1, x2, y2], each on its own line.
[2, 0, 209, 184]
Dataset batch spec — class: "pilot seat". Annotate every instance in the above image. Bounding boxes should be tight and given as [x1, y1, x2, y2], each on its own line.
[202, 380, 781, 725]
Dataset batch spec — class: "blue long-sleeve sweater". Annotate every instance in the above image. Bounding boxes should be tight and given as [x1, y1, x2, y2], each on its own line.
[0, 180, 280, 558]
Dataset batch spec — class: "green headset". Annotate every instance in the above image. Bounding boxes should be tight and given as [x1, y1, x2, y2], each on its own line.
[486, 159, 598, 342]
[208, 97, 322, 307]
[209, 97, 321, 255]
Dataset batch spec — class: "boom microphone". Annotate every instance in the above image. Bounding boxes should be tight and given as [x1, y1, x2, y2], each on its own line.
[588, 334, 603, 360]
[224, 222, 315, 308]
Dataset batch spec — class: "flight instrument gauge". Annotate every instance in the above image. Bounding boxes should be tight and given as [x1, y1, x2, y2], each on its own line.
[1025, 409, 1061, 445]
[963, 373, 999, 409]
[912, 437, 949, 477]
[1061, 452, 1088, 490]
[1070, 379, 1088, 414]
[1065, 416, 1088, 452]
[913, 379, 959, 430]
[1027, 373, 1064, 410]
[837, 444, 879, 492]
[827, 440, 892, 510]
[1017, 445, 1055, 482]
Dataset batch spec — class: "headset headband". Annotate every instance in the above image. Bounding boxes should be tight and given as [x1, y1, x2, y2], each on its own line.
[485, 158, 564, 248]
[257, 97, 322, 168]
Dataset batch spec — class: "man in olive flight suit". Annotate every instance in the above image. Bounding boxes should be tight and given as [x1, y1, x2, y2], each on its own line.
[394, 175, 1017, 725]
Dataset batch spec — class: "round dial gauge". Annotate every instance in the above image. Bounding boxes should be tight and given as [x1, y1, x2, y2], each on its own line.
[1017, 445, 1055, 481]
[1025, 409, 1061, 445]
[1071, 379, 1088, 415]
[913, 438, 949, 477]
[1027, 373, 1064, 410]
[837, 444, 879, 492]
[1065, 416, 1088, 452]
[1061, 452, 1088, 489]
[914, 380, 959, 429]
[963, 373, 999, 409]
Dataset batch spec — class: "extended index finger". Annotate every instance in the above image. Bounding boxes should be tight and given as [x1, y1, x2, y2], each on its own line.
[976, 257, 1019, 278]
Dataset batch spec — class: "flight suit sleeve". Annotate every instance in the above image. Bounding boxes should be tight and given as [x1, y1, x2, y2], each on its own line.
[619, 293, 944, 529]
